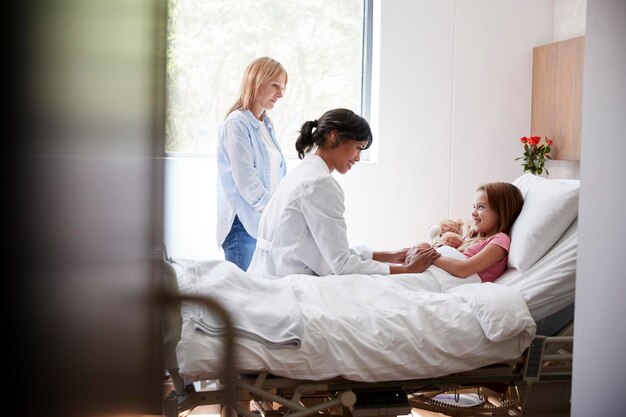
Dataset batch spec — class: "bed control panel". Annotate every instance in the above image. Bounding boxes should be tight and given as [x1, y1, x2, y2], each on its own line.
[523, 336, 546, 382]
[352, 389, 410, 417]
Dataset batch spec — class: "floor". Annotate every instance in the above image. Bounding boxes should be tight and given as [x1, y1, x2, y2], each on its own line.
[161, 379, 450, 417]
[182, 407, 447, 417]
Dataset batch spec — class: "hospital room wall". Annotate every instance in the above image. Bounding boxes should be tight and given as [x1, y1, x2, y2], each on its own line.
[571, 0, 626, 415]
[337, 0, 553, 249]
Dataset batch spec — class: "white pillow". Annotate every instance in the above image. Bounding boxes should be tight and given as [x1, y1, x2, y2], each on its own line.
[448, 283, 536, 342]
[508, 174, 579, 272]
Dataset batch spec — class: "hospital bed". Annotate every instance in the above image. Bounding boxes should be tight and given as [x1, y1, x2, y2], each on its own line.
[162, 174, 579, 417]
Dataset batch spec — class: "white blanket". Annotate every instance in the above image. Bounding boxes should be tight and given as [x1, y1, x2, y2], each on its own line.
[175, 255, 536, 383]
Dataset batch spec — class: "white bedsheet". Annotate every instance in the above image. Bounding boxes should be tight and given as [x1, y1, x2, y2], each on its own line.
[497, 218, 578, 320]
[176, 258, 536, 383]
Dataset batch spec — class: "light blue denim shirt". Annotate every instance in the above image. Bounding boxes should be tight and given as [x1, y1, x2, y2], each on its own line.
[217, 109, 286, 245]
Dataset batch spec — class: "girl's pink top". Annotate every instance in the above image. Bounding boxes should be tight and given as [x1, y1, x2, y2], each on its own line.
[462, 232, 510, 282]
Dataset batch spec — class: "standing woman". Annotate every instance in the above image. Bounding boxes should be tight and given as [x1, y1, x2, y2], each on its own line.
[217, 57, 288, 270]
[247, 108, 440, 279]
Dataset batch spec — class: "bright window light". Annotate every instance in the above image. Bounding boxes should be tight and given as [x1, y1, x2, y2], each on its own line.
[166, 0, 372, 158]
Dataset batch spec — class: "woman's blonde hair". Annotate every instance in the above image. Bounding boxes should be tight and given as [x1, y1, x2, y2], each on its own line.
[458, 182, 524, 251]
[225, 57, 288, 117]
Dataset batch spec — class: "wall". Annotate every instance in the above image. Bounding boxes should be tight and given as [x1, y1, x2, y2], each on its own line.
[554, 0, 586, 42]
[447, 0, 552, 223]
[339, 0, 553, 250]
[165, 156, 218, 259]
[571, 1, 626, 415]
[165, 0, 554, 258]
[335, 0, 455, 249]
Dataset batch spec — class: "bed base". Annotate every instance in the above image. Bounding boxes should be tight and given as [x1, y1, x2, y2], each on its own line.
[164, 335, 572, 417]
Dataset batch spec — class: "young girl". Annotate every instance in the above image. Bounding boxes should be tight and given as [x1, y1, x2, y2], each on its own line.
[408, 182, 524, 282]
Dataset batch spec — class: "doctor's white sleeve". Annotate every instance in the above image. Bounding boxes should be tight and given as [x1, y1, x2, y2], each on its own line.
[300, 176, 389, 275]
[350, 245, 375, 260]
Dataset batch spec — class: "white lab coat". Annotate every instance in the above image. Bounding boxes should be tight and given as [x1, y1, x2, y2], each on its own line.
[247, 154, 390, 279]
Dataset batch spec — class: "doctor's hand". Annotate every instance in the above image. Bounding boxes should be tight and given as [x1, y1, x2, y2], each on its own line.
[403, 247, 440, 273]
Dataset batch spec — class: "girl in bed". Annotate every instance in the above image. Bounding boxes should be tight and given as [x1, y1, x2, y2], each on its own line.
[407, 182, 524, 282]
[247, 108, 440, 279]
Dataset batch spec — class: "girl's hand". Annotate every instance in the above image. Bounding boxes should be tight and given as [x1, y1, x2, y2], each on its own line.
[405, 243, 432, 264]
[388, 248, 410, 264]
[374, 248, 410, 264]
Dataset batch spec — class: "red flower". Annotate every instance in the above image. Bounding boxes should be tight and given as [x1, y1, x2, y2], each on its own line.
[515, 135, 555, 176]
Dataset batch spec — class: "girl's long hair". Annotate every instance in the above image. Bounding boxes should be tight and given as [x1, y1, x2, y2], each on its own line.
[458, 182, 524, 251]
[225, 57, 288, 118]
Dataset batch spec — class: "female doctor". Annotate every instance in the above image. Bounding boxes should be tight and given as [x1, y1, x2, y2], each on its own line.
[247, 108, 440, 279]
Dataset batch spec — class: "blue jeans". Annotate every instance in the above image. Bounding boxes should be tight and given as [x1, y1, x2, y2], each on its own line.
[222, 216, 257, 271]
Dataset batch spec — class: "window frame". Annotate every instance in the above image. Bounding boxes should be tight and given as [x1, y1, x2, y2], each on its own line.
[361, 0, 373, 124]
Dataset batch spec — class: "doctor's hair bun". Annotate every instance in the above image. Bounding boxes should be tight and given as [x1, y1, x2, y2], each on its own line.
[295, 109, 373, 160]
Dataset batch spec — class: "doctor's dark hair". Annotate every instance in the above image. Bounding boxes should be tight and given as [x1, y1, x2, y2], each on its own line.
[295, 108, 373, 160]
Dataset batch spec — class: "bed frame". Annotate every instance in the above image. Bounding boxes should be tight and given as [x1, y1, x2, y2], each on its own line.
[160, 259, 574, 417]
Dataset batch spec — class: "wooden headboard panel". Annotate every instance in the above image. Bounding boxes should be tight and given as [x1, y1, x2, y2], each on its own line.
[531, 36, 584, 175]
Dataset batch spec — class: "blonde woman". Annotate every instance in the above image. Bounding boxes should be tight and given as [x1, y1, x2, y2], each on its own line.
[217, 57, 288, 270]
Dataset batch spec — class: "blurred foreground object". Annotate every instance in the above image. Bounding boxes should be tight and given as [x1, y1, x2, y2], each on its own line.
[5, 1, 167, 416]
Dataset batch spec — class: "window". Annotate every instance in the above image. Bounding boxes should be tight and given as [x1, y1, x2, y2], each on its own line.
[166, 0, 373, 157]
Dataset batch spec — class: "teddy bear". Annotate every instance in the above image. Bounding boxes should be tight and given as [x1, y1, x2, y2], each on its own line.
[428, 218, 465, 249]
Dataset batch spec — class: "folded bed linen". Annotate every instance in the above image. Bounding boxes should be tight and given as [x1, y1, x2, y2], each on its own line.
[172, 259, 303, 349]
